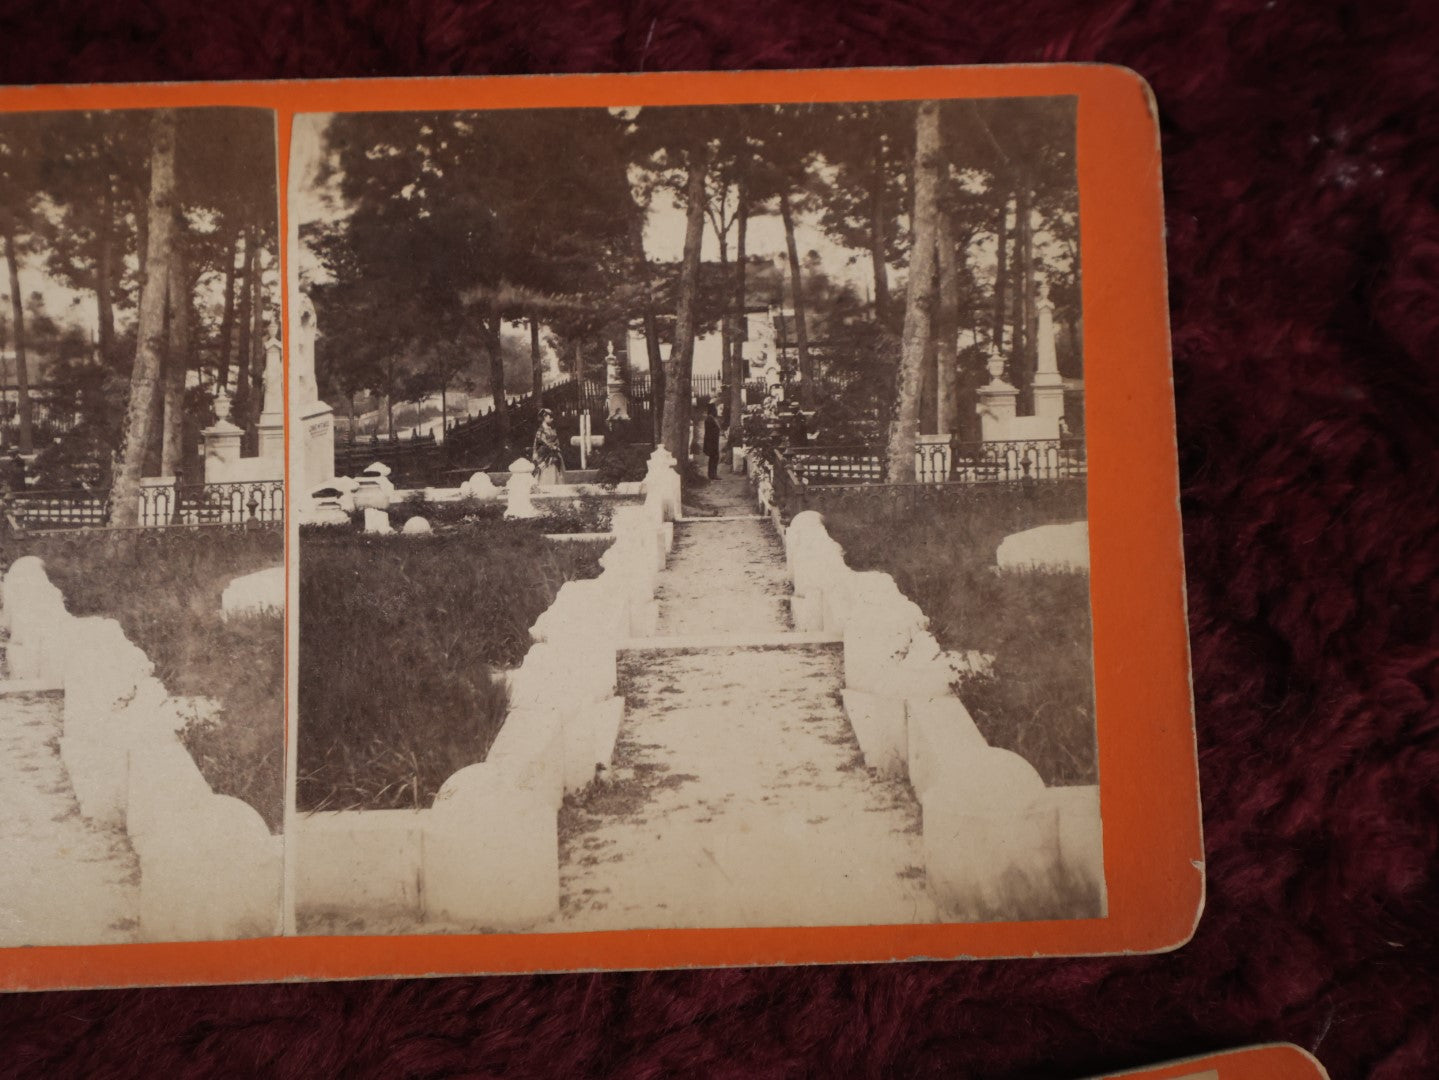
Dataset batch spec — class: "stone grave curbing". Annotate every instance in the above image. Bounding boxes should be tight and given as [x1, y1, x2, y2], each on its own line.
[2, 559, 283, 942]
[778, 512, 1107, 918]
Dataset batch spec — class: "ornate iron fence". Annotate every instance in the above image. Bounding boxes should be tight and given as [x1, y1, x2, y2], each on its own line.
[3, 479, 283, 533]
[952, 438, 1088, 483]
[784, 445, 884, 483]
[763, 437, 1088, 520]
[138, 479, 284, 528]
[1, 489, 107, 530]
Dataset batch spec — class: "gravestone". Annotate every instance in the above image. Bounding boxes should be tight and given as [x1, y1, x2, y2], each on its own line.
[505, 458, 541, 519]
[570, 412, 604, 469]
[295, 292, 337, 493]
[354, 462, 394, 510]
[604, 340, 630, 423]
[1031, 281, 1067, 424]
[461, 471, 499, 500]
[305, 484, 350, 526]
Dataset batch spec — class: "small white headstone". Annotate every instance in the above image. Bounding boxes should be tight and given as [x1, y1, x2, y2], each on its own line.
[364, 507, 393, 534]
[401, 516, 432, 535]
[996, 521, 1089, 572]
[461, 471, 499, 499]
[221, 566, 285, 620]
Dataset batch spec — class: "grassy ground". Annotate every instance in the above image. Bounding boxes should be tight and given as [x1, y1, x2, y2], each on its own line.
[0, 527, 285, 831]
[820, 481, 1097, 785]
[297, 521, 609, 812]
[382, 493, 639, 535]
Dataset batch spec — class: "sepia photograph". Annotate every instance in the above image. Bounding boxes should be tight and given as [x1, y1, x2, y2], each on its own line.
[290, 95, 1102, 935]
[0, 107, 285, 945]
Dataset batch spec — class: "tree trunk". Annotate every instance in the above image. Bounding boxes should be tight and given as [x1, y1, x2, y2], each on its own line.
[885, 101, 942, 483]
[730, 176, 748, 442]
[869, 128, 891, 327]
[935, 206, 961, 438]
[349, 392, 357, 441]
[715, 222, 730, 412]
[136, 196, 149, 281]
[486, 315, 508, 442]
[529, 316, 543, 399]
[625, 206, 664, 441]
[992, 192, 1009, 354]
[1015, 182, 1035, 397]
[779, 191, 814, 409]
[110, 110, 178, 527]
[233, 225, 256, 420]
[248, 252, 265, 433]
[919, 330, 937, 436]
[160, 235, 190, 479]
[96, 176, 116, 368]
[661, 138, 709, 463]
[3, 226, 33, 453]
[216, 227, 239, 390]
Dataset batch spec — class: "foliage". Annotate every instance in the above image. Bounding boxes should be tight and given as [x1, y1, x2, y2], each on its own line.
[594, 441, 651, 488]
[297, 524, 608, 811]
[373, 492, 637, 535]
[820, 481, 1096, 785]
[0, 527, 284, 829]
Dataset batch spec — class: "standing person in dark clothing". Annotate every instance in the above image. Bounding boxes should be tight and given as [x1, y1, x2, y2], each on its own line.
[703, 401, 721, 480]
[2, 452, 25, 493]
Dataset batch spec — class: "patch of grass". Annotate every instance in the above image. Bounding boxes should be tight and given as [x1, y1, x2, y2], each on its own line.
[378, 493, 639, 536]
[0, 528, 284, 831]
[946, 861, 1105, 923]
[297, 522, 608, 812]
[822, 481, 1097, 785]
[385, 495, 502, 528]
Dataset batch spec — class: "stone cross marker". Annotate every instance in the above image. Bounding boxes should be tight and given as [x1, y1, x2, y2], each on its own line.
[570, 412, 604, 469]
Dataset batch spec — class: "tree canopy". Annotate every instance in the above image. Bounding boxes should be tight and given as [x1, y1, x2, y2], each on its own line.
[300, 96, 1081, 465]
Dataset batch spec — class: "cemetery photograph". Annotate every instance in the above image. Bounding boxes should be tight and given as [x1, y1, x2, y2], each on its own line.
[0, 107, 286, 945]
[290, 95, 1102, 935]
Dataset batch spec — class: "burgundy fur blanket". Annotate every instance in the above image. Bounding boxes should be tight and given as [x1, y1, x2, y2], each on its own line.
[1, 2, 1435, 1077]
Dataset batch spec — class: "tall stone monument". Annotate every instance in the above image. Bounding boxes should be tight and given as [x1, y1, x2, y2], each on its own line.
[201, 329, 285, 484]
[294, 292, 336, 493]
[604, 341, 630, 422]
[257, 338, 285, 466]
[975, 278, 1068, 443]
[1031, 281, 1066, 425]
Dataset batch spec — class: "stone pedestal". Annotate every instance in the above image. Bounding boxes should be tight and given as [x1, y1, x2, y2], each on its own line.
[1032, 375, 1066, 423]
[257, 412, 284, 467]
[201, 418, 244, 484]
[299, 399, 336, 491]
[505, 458, 540, 519]
[976, 360, 1019, 442]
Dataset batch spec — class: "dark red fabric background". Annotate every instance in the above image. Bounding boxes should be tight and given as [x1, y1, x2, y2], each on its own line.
[1, 2, 1435, 1077]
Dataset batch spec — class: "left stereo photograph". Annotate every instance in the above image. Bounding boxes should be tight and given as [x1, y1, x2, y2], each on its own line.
[0, 107, 286, 945]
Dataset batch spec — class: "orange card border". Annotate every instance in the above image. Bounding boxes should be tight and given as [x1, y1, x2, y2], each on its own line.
[1098, 1043, 1330, 1080]
[0, 64, 1201, 991]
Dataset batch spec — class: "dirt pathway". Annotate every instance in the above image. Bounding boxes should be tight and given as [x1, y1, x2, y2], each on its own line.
[654, 515, 793, 636]
[0, 684, 141, 947]
[554, 468, 935, 931]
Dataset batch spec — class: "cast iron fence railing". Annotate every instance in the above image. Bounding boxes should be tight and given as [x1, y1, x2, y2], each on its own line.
[2, 479, 284, 533]
[762, 437, 1088, 518]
